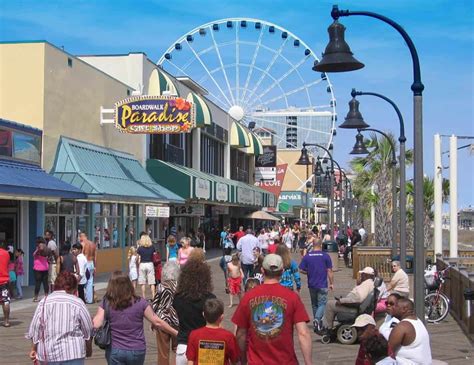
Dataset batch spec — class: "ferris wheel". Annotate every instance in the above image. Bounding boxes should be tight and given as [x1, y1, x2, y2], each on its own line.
[158, 18, 337, 155]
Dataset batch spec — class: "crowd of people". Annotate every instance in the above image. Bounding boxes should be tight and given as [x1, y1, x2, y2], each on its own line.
[0, 221, 434, 364]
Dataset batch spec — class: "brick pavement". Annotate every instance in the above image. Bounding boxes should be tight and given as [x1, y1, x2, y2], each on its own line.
[1, 252, 472, 364]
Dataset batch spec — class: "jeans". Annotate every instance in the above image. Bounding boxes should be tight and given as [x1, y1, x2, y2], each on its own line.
[16, 274, 23, 297]
[41, 359, 84, 365]
[34, 270, 49, 297]
[78, 284, 85, 303]
[106, 348, 146, 365]
[241, 263, 254, 283]
[85, 261, 94, 304]
[309, 287, 328, 322]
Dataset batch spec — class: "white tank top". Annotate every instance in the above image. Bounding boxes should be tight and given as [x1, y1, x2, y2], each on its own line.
[396, 318, 432, 365]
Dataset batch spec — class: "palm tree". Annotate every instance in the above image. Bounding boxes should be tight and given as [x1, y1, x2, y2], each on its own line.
[405, 176, 449, 248]
[350, 132, 413, 246]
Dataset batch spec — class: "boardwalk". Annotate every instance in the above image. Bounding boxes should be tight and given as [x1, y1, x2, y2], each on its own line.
[1, 251, 473, 364]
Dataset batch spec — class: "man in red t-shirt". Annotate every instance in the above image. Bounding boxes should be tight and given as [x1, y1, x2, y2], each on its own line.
[232, 226, 245, 245]
[232, 254, 312, 365]
[0, 241, 11, 327]
[187, 298, 239, 365]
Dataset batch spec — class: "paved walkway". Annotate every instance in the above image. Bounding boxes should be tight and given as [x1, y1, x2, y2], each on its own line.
[1, 251, 473, 364]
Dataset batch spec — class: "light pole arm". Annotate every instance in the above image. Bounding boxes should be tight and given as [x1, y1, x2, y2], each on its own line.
[331, 5, 424, 95]
[303, 142, 335, 173]
[358, 128, 397, 166]
[351, 89, 406, 143]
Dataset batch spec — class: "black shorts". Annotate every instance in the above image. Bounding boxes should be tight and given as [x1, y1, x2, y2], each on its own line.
[0, 283, 10, 304]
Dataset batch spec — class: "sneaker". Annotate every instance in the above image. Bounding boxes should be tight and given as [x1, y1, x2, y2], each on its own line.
[313, 319, 321, 333]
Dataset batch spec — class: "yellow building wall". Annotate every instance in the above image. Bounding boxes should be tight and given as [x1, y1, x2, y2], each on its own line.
[0, 42, 45, 129]
[277, 149, 310, 191]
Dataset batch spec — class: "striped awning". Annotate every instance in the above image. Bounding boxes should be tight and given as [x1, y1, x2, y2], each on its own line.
[230, 121, 250, 148]
[246, 132, 264, 156]
[148, 69, 179, 96]
[186, 93, 212, 127]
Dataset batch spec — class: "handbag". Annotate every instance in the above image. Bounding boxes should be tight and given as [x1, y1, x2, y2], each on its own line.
[94, 299, 111, 350]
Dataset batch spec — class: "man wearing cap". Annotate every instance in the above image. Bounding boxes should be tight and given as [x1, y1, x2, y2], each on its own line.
[321, 266, 375, 330]
[353, 314, 382, 365]
[232, 254, 312, 365]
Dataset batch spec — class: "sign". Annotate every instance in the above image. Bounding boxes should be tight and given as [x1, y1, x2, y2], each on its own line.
[278, 191, 307, 207]
[255, 145, 276, 167]
[171, 204, 205, 216]
[237, 187, 255, 205]
[255, 192, 263, 206]
[254, 164, 288, 198]
[195, 178, 211, 200]
[145, 205, 170, 218]
[115, 96, 195, 134]
[255, 166, 276, 182]
[215, 183, 229, 202]
[212, 205, 229, 215]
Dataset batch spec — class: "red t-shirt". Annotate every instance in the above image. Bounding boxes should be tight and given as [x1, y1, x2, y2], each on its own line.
[0, 248, 9, 285]
[267, 244, 277, 254]
[186, 326, 240, 365]
[231, 283, 309, 365]
[233, 231, 245, 244]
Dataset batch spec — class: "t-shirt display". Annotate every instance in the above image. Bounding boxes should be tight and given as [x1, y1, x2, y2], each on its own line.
[231, 283, 309, 365]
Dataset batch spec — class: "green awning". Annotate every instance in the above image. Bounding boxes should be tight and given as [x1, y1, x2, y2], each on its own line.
[230, 121, 250, 148]
[148, 68, 179, 96]
[186, 92, 212, 127]
[146, 159, 271, 207]
[246, 132, 264, 156]
[51, 137, 184, 204]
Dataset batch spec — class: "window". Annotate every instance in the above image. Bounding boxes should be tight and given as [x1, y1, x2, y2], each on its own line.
[230, 148, 250, 183]
[0, 129, 12, 157]
[92, 203, 122, 249]
[68, 57, 73, 67]
[124, 204, 136, 247]
[201, 134, 224, 176]
[13, 132, 41, 164]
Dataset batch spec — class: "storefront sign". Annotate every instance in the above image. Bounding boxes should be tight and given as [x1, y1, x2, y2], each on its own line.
[237, 187, 255, 205]
[255, 166, 276, 182]
[145, 205, 170, 218]
[278, 190, 307, 207]
[115, 96, 195, 134]
[195, 178, 211, 200]
[212, 205, 229, 215]
[255, 145, 276, 167]
[268, 194, 276, 207]
[171, 204, 205, 216]
[254, 163, 287, 198]
[215, 183, 229, 202]
[254, 192, 263, 206]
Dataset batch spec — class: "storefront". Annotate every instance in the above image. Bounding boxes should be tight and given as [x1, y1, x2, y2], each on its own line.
[51, 137, 184, 273]
[278, 190, 313, 224]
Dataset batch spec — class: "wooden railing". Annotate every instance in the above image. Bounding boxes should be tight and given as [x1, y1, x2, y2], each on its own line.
[437, 259, 474, 340]
[352, 247, 474, 280]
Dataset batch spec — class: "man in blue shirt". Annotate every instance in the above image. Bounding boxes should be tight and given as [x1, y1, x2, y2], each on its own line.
[299, 238, 333, 332]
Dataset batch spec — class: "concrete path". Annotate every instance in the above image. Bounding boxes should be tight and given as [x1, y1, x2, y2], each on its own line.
[1, 251, 472, 364]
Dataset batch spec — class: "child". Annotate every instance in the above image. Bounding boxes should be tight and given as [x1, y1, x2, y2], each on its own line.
[252, 255, 264, 283]
[186, 298, 240, 365]
[7, 253, 16, 298]
[128, 246, 138, 288]
[220, 247, 233, 294]
[166, 235, 178, 262]
[152, 249, 162, 285]
[14, 248, 24, 299]
[244, 277, 260, 292]
[72, 243, 87, 302]
[227, 254, 244, 308]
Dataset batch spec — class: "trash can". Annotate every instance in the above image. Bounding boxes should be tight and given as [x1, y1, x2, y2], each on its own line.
[392, 255, 414, 274]
[323, 240, 339, 271]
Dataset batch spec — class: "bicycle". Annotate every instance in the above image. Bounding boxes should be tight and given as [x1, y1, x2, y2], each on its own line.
[424, 265, 451, 323]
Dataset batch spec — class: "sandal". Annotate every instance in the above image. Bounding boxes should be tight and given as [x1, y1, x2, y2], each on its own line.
[33, 298, 40, 302]
[3, 322, 10, 327]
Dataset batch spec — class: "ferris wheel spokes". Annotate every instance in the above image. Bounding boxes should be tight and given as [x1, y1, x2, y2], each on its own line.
[241, 24, 266, 103]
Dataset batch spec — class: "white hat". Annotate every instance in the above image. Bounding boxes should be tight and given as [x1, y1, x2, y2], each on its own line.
[359, 267, 375, 275]
[262, 254, 284, 272]
[352, 314, 376, 328]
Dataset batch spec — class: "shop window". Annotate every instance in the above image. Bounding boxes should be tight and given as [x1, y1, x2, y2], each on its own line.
[124, 204, 136, 247]
[59, 201, 74, 215]
[75, 202, 88, 215]
[45, 202, 58, 214]
[12, 131, 41, 164]
[45, 201, 88, 249]
[93, 202, 122, 249]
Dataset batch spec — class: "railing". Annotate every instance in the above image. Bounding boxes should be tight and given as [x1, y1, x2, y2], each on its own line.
[352, 246, 474, 280]
[437, 259, 474, 340]
[164, 143, 184, 165]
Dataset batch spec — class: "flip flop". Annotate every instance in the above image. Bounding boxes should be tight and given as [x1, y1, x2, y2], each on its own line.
[3, 323, 10, 327]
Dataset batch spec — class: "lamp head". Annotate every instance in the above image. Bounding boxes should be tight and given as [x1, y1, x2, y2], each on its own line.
[339, 97, 370, 129]
[315, 158, 324, 177]
[296, 144, 312, 165]
[350, 132, 370, 155]
[313, 20, 365, 73]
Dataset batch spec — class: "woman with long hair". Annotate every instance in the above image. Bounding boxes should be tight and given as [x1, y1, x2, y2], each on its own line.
[27, 272, 93, 364]
[152, 262, 180, 365]
[32, 237, 49, 302]
[137, 234, 156, 299]
[173, 259, 215, 365]
[275, 244, 301, 292]
[93, 271, 177, 365]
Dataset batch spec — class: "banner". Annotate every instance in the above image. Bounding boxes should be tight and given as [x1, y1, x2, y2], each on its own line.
[115, 96, 195, 134]
[254, 163, 287, 198]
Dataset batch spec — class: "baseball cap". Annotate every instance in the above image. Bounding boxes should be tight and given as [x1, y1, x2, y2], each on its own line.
[262, 254, 284, 272]
[352, 314, 376, 328]
[359, 266, 375, 275]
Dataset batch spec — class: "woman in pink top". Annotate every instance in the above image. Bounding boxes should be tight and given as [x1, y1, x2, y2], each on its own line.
[178, 237, 194, 267]
[33, 237, 49, 302]
[14, 248, 24, 299]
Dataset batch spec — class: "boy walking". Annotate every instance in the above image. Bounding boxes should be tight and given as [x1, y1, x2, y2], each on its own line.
[186, 298, 240, 365]
[227, 254, 244, 308]
[72, 243, 87, 303]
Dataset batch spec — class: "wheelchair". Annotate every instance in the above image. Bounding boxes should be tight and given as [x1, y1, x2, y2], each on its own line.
[321, 277, 382, 345]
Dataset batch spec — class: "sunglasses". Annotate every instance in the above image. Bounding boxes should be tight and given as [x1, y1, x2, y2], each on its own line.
[385, 301, 396, 306]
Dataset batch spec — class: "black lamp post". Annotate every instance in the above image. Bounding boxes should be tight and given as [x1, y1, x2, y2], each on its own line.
[315, 4, 425, 319]
[350, 130, 398, 257]
[348, 89, 407, 270]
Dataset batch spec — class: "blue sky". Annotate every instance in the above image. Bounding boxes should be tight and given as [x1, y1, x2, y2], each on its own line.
[1, 0, 473, 208]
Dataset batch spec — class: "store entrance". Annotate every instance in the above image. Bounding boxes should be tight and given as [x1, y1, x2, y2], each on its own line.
[0, 200, 19, 246]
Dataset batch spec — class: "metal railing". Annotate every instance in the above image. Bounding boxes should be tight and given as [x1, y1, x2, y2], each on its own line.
[164, 143, 184, 165]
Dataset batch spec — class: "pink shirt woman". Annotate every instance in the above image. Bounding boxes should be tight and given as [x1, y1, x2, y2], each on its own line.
[178, 237, 194, 266]
[33, 245, 49, 272]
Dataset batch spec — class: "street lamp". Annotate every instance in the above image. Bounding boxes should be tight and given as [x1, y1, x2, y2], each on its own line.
[315, 4, 425, 319]
[349, 89, 408, 271]
[350, 130, 398, 257]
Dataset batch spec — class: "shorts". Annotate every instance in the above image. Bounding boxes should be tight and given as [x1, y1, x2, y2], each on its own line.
[0, 283, 10, 304]
[138, 262, 156, 285]
[49, 263, 57, 285]
[227, 276, 242, 296]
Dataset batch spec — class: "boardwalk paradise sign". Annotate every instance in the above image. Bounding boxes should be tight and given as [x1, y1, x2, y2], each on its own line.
[115, 96, 195, 134]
